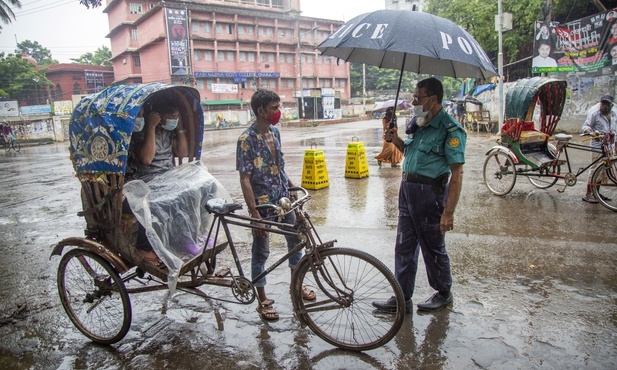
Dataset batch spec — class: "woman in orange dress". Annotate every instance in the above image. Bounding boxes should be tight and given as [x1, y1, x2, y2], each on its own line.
[375, 107, 403, 167]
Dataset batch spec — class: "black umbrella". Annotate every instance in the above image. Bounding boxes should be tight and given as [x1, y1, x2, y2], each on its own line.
[317, 10, 498, 115]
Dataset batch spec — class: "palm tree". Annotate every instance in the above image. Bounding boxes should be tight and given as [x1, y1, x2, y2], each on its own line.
[0, 0, 21, 32]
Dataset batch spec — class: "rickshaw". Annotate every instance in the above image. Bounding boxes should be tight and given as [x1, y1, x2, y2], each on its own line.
[51, 83, 405, 351]
[483, 77, 617, 211]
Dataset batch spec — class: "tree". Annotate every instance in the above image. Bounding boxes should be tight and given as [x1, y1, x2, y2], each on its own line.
[79, 0, 102, 8]
[70, 45, 112, 66]
[0, 53, 52, 103]
[0, 0, 21, 31]
[15, 40, 58, 66]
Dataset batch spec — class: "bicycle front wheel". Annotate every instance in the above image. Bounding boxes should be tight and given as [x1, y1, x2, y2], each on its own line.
[591, 159, 617, 212]
[11, 140, 20, 152]
[291, 248, 404, 351]
[57, 248, 132, 344]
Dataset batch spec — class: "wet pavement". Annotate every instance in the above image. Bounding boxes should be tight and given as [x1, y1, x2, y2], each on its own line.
[0, 120, 615, 369]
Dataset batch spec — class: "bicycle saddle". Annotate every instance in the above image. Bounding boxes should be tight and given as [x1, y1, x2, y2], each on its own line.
[206, 198, 243, 214]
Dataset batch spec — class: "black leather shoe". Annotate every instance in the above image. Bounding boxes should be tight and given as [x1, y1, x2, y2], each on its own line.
[416, 292, 453, 311]
[372, 296, 412, 313]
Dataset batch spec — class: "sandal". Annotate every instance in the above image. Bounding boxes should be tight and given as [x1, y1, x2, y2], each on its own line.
[256, 303, 279, 321]
[301, 285, 316, 301]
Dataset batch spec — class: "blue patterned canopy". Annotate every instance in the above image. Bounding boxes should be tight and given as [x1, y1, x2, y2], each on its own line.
[69, 83, 204, 178]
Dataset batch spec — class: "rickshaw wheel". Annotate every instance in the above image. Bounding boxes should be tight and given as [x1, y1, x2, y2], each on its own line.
[57, 248, 132, 345]
[527, 165, 560, 189]
[483, 151, 517, 196]
[591, 163, 617, 212]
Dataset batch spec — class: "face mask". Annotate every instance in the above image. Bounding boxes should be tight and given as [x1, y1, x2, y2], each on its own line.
[162, 118, 179, 131]
[412, 104, 430, 119]
[267, 110, 281, 125]
[133, 117, 145, 132]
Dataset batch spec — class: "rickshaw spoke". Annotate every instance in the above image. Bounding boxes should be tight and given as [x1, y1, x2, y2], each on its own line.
[483, 151, 516, 196]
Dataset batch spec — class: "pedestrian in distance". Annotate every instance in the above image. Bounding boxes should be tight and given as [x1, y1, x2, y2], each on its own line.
[236, 88, 316, 321]
[581, 94, 616, 203]
[373, 77, 467, 313]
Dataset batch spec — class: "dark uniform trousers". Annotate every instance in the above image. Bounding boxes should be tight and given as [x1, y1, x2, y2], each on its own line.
[394, 181, 452, 300]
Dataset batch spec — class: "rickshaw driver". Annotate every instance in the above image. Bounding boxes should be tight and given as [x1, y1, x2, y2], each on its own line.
[128, 99, 189, 263]
[581, 94, 616, 203]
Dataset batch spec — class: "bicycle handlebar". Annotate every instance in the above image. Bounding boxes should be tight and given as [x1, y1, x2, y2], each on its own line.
[254, 186, 311, 217]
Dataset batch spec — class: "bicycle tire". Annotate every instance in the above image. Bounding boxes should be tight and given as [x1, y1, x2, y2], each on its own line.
[291, 248, 404, 351]
[527, 165, 560, 189]
[12, 140, 20, 152]
[483, 151, 517, 195]
[591, 160, 617, 212]
[57, 248, 132, 344]
[4, 140, 9, 152]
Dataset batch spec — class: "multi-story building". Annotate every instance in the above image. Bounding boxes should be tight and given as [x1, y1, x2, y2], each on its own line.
[385, 0, 424, 12]
[104, 0, 350, 109]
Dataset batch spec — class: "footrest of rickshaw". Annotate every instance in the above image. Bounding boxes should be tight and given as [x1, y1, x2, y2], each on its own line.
[525, 152, 555, 168]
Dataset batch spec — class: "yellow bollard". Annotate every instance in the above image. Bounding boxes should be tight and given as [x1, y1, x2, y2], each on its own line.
[345, 137, 369, 179]
[301, 148, 330, 190]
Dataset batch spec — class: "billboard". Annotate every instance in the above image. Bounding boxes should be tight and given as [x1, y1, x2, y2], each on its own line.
[0, 101, 19, 117]
[212, 84, 238, 93]
[165, 8, 191, 76]
[532, 7, 617, 74]
[53, 100, 74, 116]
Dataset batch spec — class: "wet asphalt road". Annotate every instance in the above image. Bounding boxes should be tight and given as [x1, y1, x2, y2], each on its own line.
[0, 120, 615, 369]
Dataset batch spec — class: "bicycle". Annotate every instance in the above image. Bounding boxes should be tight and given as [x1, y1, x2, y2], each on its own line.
[2, 134, 21, 152]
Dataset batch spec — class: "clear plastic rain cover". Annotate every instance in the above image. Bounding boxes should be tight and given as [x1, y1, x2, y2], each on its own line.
[124, 161, 231, 294]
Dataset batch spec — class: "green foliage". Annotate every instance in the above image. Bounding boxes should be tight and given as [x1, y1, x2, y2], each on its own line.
[0, 0, 21, 31]
[15, 40, 58, 66]
[79, 0, 102, 8]
[70, 45, 112, 66]
[0, 52, 52, 100]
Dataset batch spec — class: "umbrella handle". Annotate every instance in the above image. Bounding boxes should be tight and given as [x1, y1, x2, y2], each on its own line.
[351, 136, 359, 142]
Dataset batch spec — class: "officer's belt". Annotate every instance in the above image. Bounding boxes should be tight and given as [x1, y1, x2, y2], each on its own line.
[402, 172, 448, 185]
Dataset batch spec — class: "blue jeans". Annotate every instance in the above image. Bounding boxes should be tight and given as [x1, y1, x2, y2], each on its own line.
[394, 181, 452, 300]
[251, 211, 302, 288]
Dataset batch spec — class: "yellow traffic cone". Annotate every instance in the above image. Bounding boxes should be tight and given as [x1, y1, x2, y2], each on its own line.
[345, 137, 369, 179]
[301, 148, 330, 190]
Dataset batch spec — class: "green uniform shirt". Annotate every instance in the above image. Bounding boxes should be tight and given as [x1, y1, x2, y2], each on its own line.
[402, 108, 466, 178]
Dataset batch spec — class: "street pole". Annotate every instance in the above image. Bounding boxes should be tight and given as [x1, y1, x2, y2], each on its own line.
[497, 0, 503, 135]
[362, 63, 366, 114]
[33, 78, 40, 105]
[297, 25, 318, 119]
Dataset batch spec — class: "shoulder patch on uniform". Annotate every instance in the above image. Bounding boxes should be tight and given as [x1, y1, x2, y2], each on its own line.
[448, 137, 460, 148]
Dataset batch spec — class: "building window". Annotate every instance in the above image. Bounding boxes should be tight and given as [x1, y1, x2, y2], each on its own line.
[206, 79, 214, 89]
[204, 51, 213, 61]
[204, 22, 211, 33]
[129, 2, 144, 14]
[227, 51, 235, 62]
[192, 21, 200, 33]
[134, 55, 141, 66]
[131, 28, 138, 40]
[73, 82, 81, 95]
[268, 53, 274, 63]
[287, 54, 293, 64]
[196, 80, 204, 89]
[257, 0, 268, 6]
[149, 3, 155, 9]
[216, 24, 223, 34]
[278, 54, 285, 64]
[258, 27, 264, 37]
[248, 52, 255, 62]
[239, 52, 246, 62]
[260, 53, 265, 62]
[238, 25, 244, 35]
[280, 79, 286, 88]
[272, 0, 284, 8]
[266, 28, 273, 38]
[247, 26, 254, 36]
[226, 24, 233, 34]
[194, 50, 202, 61]
[267, 79, 276, 89]
[307, 54, 313, 64]
[287, 79, 295, 89]
[217, 51, 225, 61]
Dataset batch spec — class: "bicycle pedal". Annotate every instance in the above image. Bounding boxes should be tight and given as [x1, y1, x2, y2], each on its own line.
[215, 267, 231, 278]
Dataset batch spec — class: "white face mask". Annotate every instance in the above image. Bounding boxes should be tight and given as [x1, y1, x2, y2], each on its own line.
[133, 117, 145, 132]
[412, 104, 430, 119]
[162, 118, 179, 131]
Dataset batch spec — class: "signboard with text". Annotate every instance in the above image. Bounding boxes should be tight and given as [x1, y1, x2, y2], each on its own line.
[165, 8, 191, 76]
[532, 7, 617, 74]
[212, 84, 238, 93]
[53, 100, 74, 116]
[20, 105, 51, 115]
[0, 101, 19, 117]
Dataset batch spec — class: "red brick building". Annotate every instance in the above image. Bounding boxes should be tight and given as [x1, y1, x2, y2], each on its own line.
[45, 64, 115, 103]
[103, 0, 350, 106]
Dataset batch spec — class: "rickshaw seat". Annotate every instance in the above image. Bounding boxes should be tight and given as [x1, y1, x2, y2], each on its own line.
[519, 130, 549, 145]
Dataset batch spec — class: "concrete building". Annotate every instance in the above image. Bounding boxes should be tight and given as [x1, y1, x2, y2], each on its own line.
[385, 0, 424, 12]
[103, 0, 350, 108]
[45, 64, 115, 103]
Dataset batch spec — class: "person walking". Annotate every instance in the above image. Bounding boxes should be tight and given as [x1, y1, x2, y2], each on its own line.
[236, 89, 315, 321]
[375, 107, 403, 167]
[581, 94, 616, 203]
[372, 77, 467, 312]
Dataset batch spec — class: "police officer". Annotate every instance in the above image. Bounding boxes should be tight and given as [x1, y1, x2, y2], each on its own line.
[373, 77, 467, 312]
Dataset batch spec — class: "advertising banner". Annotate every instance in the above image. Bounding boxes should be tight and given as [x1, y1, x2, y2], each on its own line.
[53, 100, 74, 116]
[165, 8, 191, 76]
[532, 7, 617, 74]
[212, 84, 238, 94]
[0, 101, 19, 117]
[20, 105, 51, 115]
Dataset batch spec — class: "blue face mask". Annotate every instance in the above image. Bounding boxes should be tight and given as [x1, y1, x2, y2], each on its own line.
[133, 117, 145, 132]
[162, 118, 179, 131]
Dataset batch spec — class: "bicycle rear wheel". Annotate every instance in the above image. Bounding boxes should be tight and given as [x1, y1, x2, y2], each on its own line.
[591, 160, 617, 212]
[483, 151, 517, 195]
[291, 248, 404, 351]
[57, 248, 132, 344]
